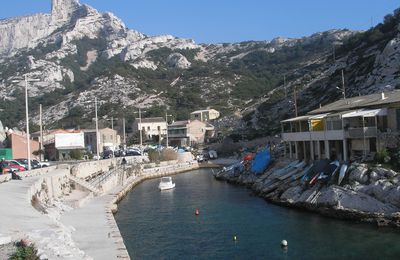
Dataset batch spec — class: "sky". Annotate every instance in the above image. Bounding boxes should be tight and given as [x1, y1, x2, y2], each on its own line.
[0, 0, 399, 44]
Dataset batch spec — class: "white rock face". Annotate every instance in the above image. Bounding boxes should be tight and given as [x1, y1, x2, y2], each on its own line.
[0, 14, 54, 56]
[51, 0, 81, 23]
[167, 53, 191, 69]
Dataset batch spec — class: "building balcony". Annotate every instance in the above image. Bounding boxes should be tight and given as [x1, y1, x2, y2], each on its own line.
[282, 130, 345, 141]
[344, 127, 378, 138]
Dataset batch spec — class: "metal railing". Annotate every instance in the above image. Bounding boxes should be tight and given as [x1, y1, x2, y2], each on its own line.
[345, 127, 378, 138]
[89, 166, 123, 188]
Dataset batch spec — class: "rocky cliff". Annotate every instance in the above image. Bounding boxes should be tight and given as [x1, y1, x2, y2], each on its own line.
[0, 1, 399, 136]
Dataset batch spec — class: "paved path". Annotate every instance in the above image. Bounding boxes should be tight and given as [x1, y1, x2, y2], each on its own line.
[61, 188, 129, 259]
[0, 162, 199, 259]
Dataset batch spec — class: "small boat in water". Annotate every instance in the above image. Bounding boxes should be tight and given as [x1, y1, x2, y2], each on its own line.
[158, 177, 176, 190]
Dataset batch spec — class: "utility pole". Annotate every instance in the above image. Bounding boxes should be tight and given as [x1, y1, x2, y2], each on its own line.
[95, 97, 100, 160]
[139, 108, 142, 148]
[111, 117, 114, 130]
[123, 117, 126, 146]
[25, 75, 31, 170]
[341, 70, 346, 99]
[294, 87, 298, 117]
[165, 112, 172, 148]
[39, 104, 43, 162]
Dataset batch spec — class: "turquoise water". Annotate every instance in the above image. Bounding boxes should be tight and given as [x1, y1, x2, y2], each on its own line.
[115, 169, 400, 259]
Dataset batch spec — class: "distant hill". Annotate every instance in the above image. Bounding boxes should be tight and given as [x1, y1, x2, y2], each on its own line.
[0, 0, 399, 140]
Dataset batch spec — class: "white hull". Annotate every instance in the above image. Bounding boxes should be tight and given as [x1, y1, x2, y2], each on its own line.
[338, 164, 348, 185]
[159, 183, 175, 191]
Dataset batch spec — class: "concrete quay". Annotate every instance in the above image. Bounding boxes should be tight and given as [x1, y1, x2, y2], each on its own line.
[0, 158, 199, 259]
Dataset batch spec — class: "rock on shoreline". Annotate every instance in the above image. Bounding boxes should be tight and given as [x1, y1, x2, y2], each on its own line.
[215, 160, 400, 228]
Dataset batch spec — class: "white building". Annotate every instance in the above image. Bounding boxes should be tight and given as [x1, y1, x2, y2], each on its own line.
[132, 117, 167, 140]
[190, 109, 220, 122]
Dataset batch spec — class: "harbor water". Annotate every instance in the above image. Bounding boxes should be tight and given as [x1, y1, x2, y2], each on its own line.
[115, 169, 400, 259]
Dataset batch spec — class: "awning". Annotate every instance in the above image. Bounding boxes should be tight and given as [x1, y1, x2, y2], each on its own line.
[342, 108, 387, 118]
[281, 115, 309, 123]
[308, 113, 330, 119]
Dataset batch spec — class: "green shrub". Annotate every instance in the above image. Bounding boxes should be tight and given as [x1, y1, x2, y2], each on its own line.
[10, 242, 39, 260]
[375, 149, 390, 163]
[70, 149, 83, 160]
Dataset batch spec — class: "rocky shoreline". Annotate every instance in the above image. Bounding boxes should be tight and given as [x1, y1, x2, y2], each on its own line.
[214, 159, 400, 228]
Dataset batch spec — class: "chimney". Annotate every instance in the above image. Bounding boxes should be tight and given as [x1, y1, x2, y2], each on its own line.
[381, 92, 386, 100]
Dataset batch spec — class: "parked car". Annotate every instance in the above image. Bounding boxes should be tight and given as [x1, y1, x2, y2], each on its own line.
[8, 160, 29, 170]
[32, 159, 50, 168]
[1, 161, 26, 174]
[126, 149, 141, 156]
[103, 150, 114, 159]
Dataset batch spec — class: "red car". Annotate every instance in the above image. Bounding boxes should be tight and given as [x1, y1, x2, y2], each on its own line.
[1, 161, 26, 174]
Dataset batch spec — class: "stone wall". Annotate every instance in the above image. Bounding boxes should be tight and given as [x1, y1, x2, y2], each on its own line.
[71, 156, 146, 179]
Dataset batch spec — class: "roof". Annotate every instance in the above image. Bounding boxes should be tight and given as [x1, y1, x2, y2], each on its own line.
[56, 146, 85, 150]
[169, 120, 190, 127]
[190, 109, 219, 114]
[137, 117, 165, 123]
[342, 108, 387, 118]
[281, 115, 310, 123]
[309, 91, 400, 115]
[82, 128, 115, 133]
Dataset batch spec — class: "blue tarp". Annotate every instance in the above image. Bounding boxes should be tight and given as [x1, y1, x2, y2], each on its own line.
[251, 149, 271, 174]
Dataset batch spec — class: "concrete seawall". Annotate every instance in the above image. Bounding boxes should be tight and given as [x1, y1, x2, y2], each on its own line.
[0, 158, 200, 259]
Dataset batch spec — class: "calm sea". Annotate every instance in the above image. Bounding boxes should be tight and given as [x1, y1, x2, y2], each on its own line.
[115, 169, 400, 259]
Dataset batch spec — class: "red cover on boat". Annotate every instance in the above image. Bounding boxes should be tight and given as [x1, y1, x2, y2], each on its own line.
[243, 154, 254, 161]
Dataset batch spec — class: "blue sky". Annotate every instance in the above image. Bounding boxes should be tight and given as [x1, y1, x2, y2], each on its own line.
[0, 1, 398, 43]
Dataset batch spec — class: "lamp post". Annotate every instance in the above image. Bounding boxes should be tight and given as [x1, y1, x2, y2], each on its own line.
[139, 108, 142, 148]
[133, 108, 143, 148]
[165, 112, 173, 148]
[95, 97, 99, 160]
[83, 98, 100, 160]
[39, 104, 44, 162]
[12, 76, 40, 170]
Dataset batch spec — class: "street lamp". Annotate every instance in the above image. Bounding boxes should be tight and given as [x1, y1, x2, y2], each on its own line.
[133, 108, 144, 148]
[165, 112, 173, 148]
[12, 75, 40, 170]
[83, 98, 100, 160]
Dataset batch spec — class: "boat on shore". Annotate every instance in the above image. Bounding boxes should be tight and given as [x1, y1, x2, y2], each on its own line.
[158, 177, 176, 190]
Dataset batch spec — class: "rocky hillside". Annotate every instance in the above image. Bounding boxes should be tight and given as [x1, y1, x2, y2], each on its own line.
[0, 0, 399, 137]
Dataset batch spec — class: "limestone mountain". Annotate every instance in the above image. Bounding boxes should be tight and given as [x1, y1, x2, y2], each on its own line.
[0, 0, 398, 139]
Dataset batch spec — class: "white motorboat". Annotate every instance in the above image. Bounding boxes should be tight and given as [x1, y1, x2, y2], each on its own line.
[158, 177, 175, 190]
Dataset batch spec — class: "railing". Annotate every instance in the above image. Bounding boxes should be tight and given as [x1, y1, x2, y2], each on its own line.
[345, 127, 378, 138]
[90, 166, 123, 188]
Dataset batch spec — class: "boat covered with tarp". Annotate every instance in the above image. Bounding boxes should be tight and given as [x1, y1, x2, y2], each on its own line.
[251, 149, 271, 175]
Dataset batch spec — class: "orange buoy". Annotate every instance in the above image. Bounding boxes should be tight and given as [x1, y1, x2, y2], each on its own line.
[195, 209, 200, 216]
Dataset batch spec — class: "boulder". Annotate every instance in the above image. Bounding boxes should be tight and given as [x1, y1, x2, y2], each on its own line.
[349, 165, 369, 184]
[316, 186, 398, 214]
[167, 53, 191, 69]
[280, 186, 303, 203]
[359, 180, 395, 205]
[369, 170, 381, 182]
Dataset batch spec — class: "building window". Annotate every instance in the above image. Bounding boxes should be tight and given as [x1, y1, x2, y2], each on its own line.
[157, 126, 161, 131]
[142, 127, 145, 131]
[147, 126, 150, 131]
[110, 135, 113, 141]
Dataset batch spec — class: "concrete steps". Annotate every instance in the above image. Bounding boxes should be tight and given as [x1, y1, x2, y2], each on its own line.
[68, 175, 100, 195]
